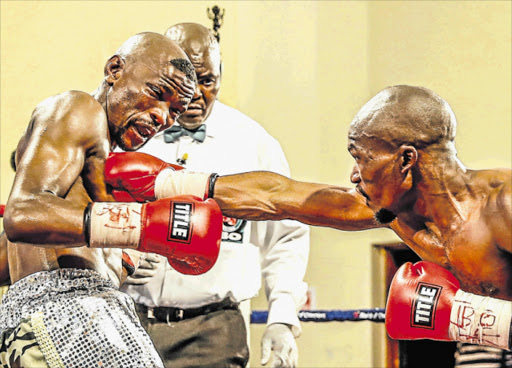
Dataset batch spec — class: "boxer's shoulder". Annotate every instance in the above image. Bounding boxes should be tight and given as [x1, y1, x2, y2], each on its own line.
[32, 91, 107, 142]
[479, 168, 511, 206]
[468, 168, 510, 200]
[492, 173, 511, 223]
[474, 169, 512, 250]
[35, 90, 102, 117]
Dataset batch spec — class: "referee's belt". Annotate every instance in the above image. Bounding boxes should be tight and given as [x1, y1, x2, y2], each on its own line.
[137, 298, 239, 322]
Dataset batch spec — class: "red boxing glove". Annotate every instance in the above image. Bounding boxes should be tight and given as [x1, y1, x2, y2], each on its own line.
[385, 261, 460, 341]
[386, 261, 512, 349]
[85, 195, 222, 275]
[0, 204, 4, 217]
[139, 195, 222, 275]
[105, 152, 183, 202]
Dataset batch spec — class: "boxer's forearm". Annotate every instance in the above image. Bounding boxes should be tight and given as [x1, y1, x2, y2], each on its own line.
[3, 196, 89, 247]
[214, 171, 380, 230]
[213, 171, 294, 220]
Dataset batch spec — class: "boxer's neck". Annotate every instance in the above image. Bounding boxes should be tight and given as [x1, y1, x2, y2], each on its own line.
[412, 149, 471, 234]
[91, 83, 116, 151]
[91, 82, 108, 112]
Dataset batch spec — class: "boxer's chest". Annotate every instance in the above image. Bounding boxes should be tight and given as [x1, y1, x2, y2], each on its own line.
[395, 216, 510, 299]
[444, 219, 510, 298]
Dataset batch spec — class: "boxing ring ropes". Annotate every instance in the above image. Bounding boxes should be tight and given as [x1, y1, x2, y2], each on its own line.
[250, 308, 385, 324]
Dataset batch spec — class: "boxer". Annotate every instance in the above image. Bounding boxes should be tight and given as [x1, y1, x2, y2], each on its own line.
[106, 85, 512, 350]
[1, 33, 221, 368]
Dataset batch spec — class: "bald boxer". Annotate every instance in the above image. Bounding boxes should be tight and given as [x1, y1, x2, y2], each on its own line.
[108, 85, 512, 351]
[1, 32, 222, 368]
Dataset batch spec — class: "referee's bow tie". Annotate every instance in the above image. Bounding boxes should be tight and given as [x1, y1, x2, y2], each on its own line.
[163, 124, 206, 143]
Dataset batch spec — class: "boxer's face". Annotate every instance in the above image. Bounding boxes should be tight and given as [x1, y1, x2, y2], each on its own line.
[177, 47, 221, 130]
[107, 59, 195, 150]
[348, 137, 408, 219]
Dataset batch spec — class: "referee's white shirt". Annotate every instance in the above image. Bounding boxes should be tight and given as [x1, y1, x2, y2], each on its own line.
[120, 101, 310, 336]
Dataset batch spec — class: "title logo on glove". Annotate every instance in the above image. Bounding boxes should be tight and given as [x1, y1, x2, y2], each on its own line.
[168, 202, 194, 243]
[411, 283, 441, 329]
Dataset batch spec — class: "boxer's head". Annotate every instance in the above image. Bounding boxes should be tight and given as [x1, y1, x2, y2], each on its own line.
[103, 32, 197, 151]
[348, 85, 457, 221]
[165, 23, 222, 130]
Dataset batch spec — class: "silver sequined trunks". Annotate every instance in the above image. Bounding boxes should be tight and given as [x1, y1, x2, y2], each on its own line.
[0, 268, 164, 368]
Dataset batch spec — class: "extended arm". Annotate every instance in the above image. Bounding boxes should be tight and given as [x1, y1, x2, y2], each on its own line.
[213, 171, 382, 231]
[104, 153, 383, 231]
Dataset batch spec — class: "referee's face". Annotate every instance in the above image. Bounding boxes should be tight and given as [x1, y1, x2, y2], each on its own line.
[177, 46, 221, 130]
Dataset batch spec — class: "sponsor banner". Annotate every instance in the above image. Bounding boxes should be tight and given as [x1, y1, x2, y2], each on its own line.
[222, 216, 247, 243]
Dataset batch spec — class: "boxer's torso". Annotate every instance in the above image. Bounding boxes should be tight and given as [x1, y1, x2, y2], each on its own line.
[7, 182, 122, 287]
[8, 92, 122, 287]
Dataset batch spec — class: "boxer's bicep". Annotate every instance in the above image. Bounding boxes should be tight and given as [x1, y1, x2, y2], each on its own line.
[289, 184, 381, 230]
[14, 130, 85, 198]
[82, 151, 115, 203]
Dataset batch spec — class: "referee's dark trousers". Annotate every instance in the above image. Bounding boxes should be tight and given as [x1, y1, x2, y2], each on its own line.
[135, 299, 249, 368]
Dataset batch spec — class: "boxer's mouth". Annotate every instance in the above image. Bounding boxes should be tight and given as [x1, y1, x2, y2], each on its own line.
[134, 121, 158, 138]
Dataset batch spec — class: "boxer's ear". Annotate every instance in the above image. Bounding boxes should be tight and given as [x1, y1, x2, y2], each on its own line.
[104, 55, 125, 85]
[398, 145, 418, 174]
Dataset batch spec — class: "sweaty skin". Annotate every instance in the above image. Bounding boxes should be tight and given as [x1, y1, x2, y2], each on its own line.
[3, 33, 196, 287]
[210, 86, 512, 301]
[0, 233, 8, 286]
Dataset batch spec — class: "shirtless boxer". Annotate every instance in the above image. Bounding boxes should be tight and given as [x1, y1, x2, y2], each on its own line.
[107, 85, 512, 350]
[1, 32, 222, 368]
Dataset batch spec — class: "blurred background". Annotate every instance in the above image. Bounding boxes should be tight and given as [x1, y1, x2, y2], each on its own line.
[1, 1, 510, 367]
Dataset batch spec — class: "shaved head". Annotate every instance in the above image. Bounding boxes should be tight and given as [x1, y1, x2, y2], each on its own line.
[349, 85, 457, 150]
[113, 32, 196, 82]
[102, 32, 198, 151]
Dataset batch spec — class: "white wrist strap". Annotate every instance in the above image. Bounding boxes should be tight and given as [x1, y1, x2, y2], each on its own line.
[88, 202, 142, 249]
[155, 168, 211, 200]
[449, 289, 512, 349]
